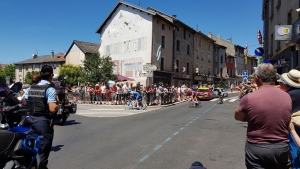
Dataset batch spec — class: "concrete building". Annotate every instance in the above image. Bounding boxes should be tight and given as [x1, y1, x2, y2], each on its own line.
[193, 31, 216, 85]
[96, 1, 175, 86]
[262, 0, 300, 73]
[208, 33, 245, 85]
[64, 40, 100, 66]
[14, 52, 65, 83]
[213, 43, 227, 82]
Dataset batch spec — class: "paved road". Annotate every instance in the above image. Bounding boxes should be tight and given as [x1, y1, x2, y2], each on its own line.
[48, 93, 247, 169]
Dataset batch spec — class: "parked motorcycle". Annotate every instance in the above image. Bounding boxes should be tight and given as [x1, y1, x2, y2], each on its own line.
[0, 82, 41, 169]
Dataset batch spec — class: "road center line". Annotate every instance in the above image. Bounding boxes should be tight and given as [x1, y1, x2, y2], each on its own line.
[154, 145, 162, 151]
[173, 132, 179, 136]
[165, 137, 172, 142]
[139, 155, 149, 163]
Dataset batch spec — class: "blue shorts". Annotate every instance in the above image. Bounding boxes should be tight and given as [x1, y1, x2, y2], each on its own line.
[135, 95, 141, 100]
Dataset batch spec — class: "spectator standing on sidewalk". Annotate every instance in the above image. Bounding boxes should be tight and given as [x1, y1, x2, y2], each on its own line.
[278, 69, 300, 169]
[95, 84, 101, 104]
[235, 63, 291, 169]
[101, 83, 106, 103]
[88, 84, 94, 104]
[110, 84, 117, 104]
[105, 85, 110, 104]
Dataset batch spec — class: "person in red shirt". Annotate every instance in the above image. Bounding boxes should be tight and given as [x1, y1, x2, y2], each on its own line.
[88, 85, 94, 104]
[110, 84, 117, 104]
[94, 84, 102, 104]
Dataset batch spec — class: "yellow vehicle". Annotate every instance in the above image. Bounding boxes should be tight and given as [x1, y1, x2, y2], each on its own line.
[197, 87, 214, 100]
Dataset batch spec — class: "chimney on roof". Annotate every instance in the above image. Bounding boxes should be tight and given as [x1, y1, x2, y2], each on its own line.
[218, 34, 221, 39]
[172, 15, 177, 19]
[51, 50, 54, 58]
[32, 54, 37, 59]
[208, 32, 212, 38]
[227, 38, 232, 43]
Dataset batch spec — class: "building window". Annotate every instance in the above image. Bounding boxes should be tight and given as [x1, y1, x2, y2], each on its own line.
[196, 50, 199, 59]
[208, 52, 211, 62]
[208, 43, 211, 51]
[162, 24, 165, 30]
[161, 35, 165, 49]
[221, 55, 223, 63]
[176, 60, 179, 72]
[161, 58, 164, 71]
[32, 64, 35, 70]
[187, 45, 190, 55]
[201, 51, 204, 60]
[288, 11, 292, 25]
[106, 45, 110, 55]
[187, 63, 189, 74]
[53, 64, 57, 69]
[195, 64, 199, 73]
[176, 40, 180, 51]
[199, 38, 201, 47]
[176, 27, 179, 32]
[19, 65, 22, 72]
[184, 29, 186, 39]
[25, 65, 28, 71]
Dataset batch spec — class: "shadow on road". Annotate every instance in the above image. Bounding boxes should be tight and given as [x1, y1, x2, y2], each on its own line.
[51, 145, 64, 152]
[64, 120, 81, 126]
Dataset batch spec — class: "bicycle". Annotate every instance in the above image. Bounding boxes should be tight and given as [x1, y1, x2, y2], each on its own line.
[189, 98, 202, 108]
[126, 96, 147, 110]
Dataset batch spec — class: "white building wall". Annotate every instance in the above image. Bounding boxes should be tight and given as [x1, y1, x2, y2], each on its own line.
[99, 4, 153, 80]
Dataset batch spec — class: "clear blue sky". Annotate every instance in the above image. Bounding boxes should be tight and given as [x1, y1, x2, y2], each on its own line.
[0, 0, 263, 64]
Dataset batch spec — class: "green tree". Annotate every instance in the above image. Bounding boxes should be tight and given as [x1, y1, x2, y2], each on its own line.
[0, 64, 16, 83]
[59, 64, 84, 86]
[0, 65, 5, 80]
[25, 71, 40, 85]
[82, 52, 118, 85]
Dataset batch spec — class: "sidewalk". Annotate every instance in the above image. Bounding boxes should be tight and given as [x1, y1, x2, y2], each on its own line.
[77, 99, 188, 108]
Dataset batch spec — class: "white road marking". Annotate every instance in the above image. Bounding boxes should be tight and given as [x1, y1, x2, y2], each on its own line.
[210, 98, 219, 101]
[229, 99, 237, 102]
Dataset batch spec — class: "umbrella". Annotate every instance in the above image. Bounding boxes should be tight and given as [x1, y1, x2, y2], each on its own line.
[117, 74, 134, 81]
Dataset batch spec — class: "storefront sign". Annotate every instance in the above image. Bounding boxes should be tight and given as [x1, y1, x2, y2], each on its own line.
[292, 18, 300, 42]
[275, 25, 292, 41]
[183, 74, 190, 79]
[194, 76, 202, 81]
[153, 71, 172, 80]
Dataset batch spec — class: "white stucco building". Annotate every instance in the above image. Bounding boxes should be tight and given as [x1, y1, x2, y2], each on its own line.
[96, 2, 155, 84]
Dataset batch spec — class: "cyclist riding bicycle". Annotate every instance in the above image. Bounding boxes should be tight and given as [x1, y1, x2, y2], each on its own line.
[128, 90, 141, 108]
[190, 90, 198, 106]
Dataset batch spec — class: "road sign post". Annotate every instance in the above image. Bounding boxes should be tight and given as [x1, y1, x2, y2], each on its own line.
[242, 70, 248, 84]
[143, 65, 157, 71]
[139, 73, 153, 77]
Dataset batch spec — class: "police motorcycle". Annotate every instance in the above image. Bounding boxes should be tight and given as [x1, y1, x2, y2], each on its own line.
[0, 81, 41, 169]
[53, 75, 76, 126]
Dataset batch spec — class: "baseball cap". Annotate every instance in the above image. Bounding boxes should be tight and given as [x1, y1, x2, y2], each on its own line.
[41, 65, 53, 74]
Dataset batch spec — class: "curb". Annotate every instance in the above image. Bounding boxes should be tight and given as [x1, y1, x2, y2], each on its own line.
[77, 100, 188, 108]
[160, 100, 188, 107]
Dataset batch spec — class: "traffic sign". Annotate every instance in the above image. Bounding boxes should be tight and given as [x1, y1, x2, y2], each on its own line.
[143, 65, 157, 71]
[255, 47, 264, 56]
[243, 76, 248, 84]
[139, 73, 153, 77]
[242, 70, 248, 77]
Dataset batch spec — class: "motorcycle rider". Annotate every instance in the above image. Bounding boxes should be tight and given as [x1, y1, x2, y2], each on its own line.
[0, 81, 21, 129]
[23, 65, 58, 169]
